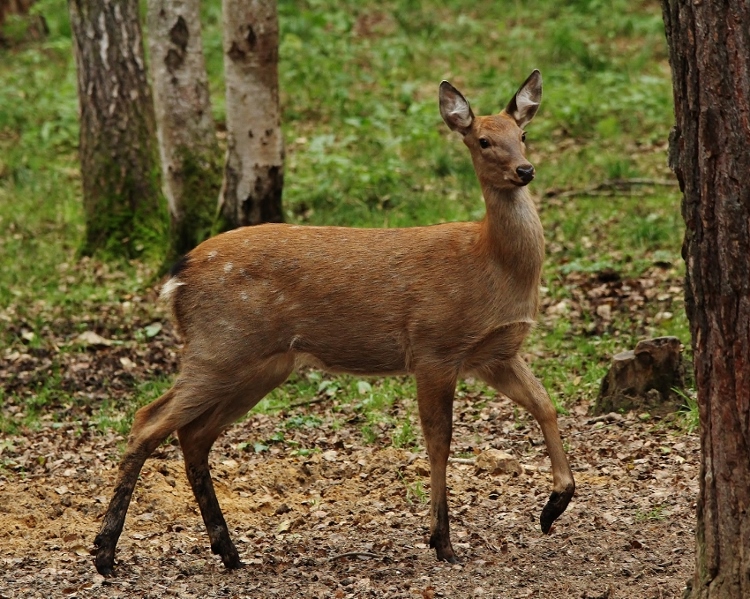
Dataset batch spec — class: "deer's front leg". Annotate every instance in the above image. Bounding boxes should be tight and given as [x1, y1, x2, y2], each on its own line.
[415, 370, 458, 563]
[480, 355, 575, 533]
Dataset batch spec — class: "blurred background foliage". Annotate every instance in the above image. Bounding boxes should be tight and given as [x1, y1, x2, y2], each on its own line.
[0, 0, 688, 426]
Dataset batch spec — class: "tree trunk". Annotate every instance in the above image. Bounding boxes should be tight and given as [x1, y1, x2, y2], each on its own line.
[1, 0, 46, 45]
[147, 0, 221, 257]
[219, 0, 284, 228]
[661, 2, 750, 598]
[0, 0, 34, 26]
[68, 0, 166, 259]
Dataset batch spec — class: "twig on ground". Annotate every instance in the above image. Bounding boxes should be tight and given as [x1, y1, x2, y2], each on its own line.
[449, 457, 476, 465]
[328, 551, 381, 561]
[545, 178, 677, 199]
[289, 395, 330, 409]
[586, 412, 626, 425]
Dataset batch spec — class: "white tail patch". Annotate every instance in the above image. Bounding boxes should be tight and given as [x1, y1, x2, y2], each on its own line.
[160, 277, 186, 303]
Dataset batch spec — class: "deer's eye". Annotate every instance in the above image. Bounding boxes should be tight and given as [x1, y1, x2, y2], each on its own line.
[521, 131, 527, 142]
[479, 138, 490, 149]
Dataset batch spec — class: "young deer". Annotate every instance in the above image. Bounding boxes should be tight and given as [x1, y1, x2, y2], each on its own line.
[93, 70, 575, 575]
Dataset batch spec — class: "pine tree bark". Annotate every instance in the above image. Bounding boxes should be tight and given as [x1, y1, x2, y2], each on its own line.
[661, 2, 750, 598]
[69, 0, 166, 258]
[147, 0, 221, 256]
[219, 0, 284, 228]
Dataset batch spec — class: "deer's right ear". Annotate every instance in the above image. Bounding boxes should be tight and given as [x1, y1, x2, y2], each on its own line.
[439, 81, 474, 136]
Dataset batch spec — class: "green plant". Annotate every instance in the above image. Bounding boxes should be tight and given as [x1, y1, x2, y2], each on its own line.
[675, 387, 699, 434]
[397, 469, 429, 505]
[0, 0, 686, 434]
[635, 505, 665, 522]
[392, 418, 417, 449]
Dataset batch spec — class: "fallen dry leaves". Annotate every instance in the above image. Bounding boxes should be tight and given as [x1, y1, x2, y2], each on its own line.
[0, 387, 698, 598]
[0, 260, 698, 598]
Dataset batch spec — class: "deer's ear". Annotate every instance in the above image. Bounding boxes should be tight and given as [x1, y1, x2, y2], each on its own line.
[505, 70, 542, 128]
[439, 81, 474, 136]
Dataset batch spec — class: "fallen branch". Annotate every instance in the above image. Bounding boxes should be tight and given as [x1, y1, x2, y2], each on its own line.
[328, 551, 381, 561]
[545, 178, 677, 199]
[289, 395, 330, 409]
[448, 457, 476, 465]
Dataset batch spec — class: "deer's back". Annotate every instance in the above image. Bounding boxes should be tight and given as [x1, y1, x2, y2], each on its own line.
[166, 223, 541, 375]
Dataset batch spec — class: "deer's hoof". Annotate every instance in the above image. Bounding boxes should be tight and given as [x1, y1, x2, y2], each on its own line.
[540, 483, 575, 534]
[430, 532, 459, 564]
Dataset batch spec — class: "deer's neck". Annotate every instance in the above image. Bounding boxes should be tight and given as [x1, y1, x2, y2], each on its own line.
[478, 184, 545, 286]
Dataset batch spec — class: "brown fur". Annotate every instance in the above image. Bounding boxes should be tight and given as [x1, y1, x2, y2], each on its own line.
[93, 71, 575, 575]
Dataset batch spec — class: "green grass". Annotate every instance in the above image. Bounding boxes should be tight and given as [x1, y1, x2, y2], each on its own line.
[93, 377, 174, 437]
[0, 0, 691, 437]
[675, 388, 699, 434]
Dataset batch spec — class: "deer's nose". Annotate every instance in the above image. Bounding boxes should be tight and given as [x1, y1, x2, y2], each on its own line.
[516, 165, 535, 184]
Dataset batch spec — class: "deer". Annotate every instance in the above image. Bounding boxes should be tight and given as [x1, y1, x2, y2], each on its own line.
[93, 70, 575, 576]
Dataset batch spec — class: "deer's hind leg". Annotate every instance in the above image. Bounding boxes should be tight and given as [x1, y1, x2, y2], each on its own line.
[95, 385, 201, 575]
[478, 354, 575, 533]
[177, 354, 295, 569]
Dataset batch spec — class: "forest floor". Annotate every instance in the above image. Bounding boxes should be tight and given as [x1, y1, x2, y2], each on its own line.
[1, 338, 698, 599]
[0, 2, 697, 597]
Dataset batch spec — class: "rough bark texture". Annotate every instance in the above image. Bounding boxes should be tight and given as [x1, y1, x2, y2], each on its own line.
[69, 0, 166, 259]
[661, 2, 750, 597]
[219, 0, 284, 228]
[147, 0, 221, 257]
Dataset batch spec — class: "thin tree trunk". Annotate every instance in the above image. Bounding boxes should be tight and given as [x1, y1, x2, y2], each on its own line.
[68, 0, 166, 259]
[1, 0, 46, 44]
[219, 0, 284, 228]
[661, 2, 750, 598]
[147, 0, 221, 257]
[0, 0, 34, 25]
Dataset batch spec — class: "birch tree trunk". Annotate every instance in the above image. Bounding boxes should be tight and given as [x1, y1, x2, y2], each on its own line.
[661, 2, 750, 597]
[219, 0, 284, 228]
[68, 0, 166, 259]
[147, 0, 221, 256]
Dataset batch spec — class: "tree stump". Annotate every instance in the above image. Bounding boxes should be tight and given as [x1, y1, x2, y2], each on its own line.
[594, 337, 685, 415]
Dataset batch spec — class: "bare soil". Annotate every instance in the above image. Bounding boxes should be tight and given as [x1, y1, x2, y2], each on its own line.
[0, 391, 698, 599]
[0, 263, 697, 597]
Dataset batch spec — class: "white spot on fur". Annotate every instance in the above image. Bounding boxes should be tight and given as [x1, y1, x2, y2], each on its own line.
[289, 335, 301, 350]
[240, 291, 249, 301]
[160, 278, 185, 302]
[208, 250, 218, 261]
[224, 262, 233, 273]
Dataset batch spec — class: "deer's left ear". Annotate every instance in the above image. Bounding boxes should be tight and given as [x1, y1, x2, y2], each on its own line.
[505, 70, 542, 128]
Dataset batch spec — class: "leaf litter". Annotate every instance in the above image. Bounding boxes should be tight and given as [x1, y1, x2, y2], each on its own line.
[0, 262, 698, 598]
